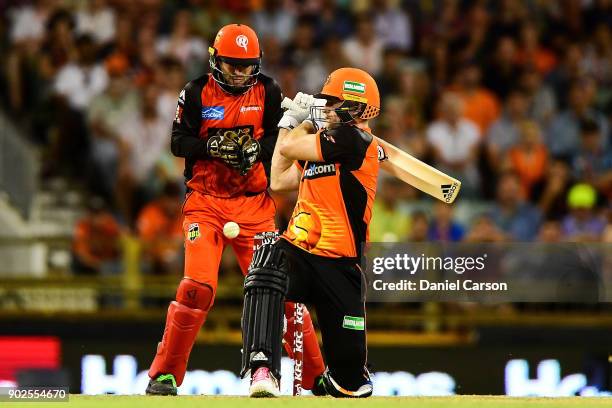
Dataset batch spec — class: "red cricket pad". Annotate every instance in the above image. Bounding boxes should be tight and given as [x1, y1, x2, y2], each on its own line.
[175, 278, 215, 311]
[148, 301, 207, 385]
[283, 302, 325, 390]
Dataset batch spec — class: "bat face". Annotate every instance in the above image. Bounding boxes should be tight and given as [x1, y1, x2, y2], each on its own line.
[377, 137, 461, 203]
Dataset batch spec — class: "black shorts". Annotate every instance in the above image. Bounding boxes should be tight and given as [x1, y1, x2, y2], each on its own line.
[277, 239, 369, 391]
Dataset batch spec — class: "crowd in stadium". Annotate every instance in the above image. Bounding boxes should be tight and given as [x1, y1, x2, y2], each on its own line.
[1, 0, 611, 276]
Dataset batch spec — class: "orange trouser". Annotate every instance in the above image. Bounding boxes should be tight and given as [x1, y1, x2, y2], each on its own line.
[149, 191, 324, 387]
[182, 191, 277, 290]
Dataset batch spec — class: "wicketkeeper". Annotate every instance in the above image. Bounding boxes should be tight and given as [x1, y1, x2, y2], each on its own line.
[241, 68, 381, 397]
[146, 23, 324, 396]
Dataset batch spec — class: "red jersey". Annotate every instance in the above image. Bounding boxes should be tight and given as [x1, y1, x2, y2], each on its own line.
[282, 125, 380, 259]
[171, 73, 282, 197]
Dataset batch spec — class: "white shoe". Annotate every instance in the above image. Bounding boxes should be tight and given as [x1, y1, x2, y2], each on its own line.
[249, 366, 280, 398]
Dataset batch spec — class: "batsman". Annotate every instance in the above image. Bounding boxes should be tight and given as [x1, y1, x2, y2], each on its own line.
[146, 24, 324, 395]
[242, 68, 381, 397]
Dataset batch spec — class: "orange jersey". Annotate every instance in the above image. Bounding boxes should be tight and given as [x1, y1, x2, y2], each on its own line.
[171, 73, 282, 197]
[282, 125, 380, 259]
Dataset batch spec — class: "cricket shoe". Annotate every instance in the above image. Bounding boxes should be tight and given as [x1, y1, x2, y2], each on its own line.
[249, 366, 280, 398]
[145, 374, 177, 395]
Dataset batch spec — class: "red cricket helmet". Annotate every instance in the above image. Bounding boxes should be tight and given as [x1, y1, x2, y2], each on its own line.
[209, 24, 262, 95]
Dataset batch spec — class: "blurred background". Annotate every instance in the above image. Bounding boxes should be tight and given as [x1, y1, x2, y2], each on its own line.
[0, 0, 611, 396]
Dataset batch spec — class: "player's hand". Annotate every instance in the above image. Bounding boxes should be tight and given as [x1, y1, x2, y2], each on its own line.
[278, 92, 321, 129]
[278, 106, 309, 130]
[293, 92, 319, 110]
[239, 137, 261, 175]
[206, 133, 241, 169]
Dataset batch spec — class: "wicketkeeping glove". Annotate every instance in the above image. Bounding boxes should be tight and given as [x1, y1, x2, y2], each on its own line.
[206, 133, 241, 169]
[239, 137, 261, 175]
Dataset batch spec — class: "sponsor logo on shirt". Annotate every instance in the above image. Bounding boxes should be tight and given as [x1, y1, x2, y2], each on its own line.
[201, 106, 225, 119]
[240, 105, 262, 113]
[343, 81, 366, 93]
[303, 162, 336, 180]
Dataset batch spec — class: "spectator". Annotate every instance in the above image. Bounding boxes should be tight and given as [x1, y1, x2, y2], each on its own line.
[452, 62, 501, 134]
[427, 92, 481, 196]
[490, 172, 542, 241]
[373, 0, 413, 51]
[370, 178, 411, 242]
[506, 120, 549, 198]
[537, 219, 562, 243]
[8, 0, 54, 45]
[375, 47, 403, 100]
[427, 202, 465, 242]
[75, 0, 116, 45]
[53, 34, 108, 111]
[284, 17, 320, 92]
[547, 79, 609, 158]
[483, 36, 522, 99]
[116, 84, 171, 224]
[487, 89, 530, 168]
[342, 13, 384, 76]
[452, 4, 490, 65]
[547, 43, 586, 107]
[72, 197, 122, 275]
[408, 211, 429, 242]
[519, 67, 557, 126]
[299, 35, 343, 94]
[87, 60, 140, 201]
[571, 117, 612, 189]
[515, 21, 557, 75]
[154, 57, 186, 123]
[190, 0, 234, 41]
[311, 0, 353, 44]
[136, 183, 183, 275]
[156, 9, 207, 78]
[532, 159, 573, 221]
[562, 183, 606, 241]
[464, 214, 507, 242]
[251, 0, 295, 45]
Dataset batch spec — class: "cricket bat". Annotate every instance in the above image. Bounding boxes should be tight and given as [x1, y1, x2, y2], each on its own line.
[280, 97, 461, 203]
[376, 138, 461, 203]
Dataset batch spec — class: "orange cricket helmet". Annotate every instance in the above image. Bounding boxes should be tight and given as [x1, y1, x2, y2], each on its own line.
[209, 24, 262, 95]
[315, 67, 380, 121]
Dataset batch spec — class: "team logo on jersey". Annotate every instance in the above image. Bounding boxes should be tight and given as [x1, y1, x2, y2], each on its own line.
[236, 35, 248, 51]
[302, 162, 336, 180]
[286, 201, 322, 251]
[187, 223, 200, 242]
[202, 106, 225, 119]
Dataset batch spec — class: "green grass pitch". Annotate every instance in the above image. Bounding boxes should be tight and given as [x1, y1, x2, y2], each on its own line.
[9, 395, 612, 408]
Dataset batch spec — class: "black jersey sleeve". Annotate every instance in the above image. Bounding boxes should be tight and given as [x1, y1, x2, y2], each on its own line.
[170, 76, 208, 160]
[318, 125, 373, 170]
[259, 75, 282, 154]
